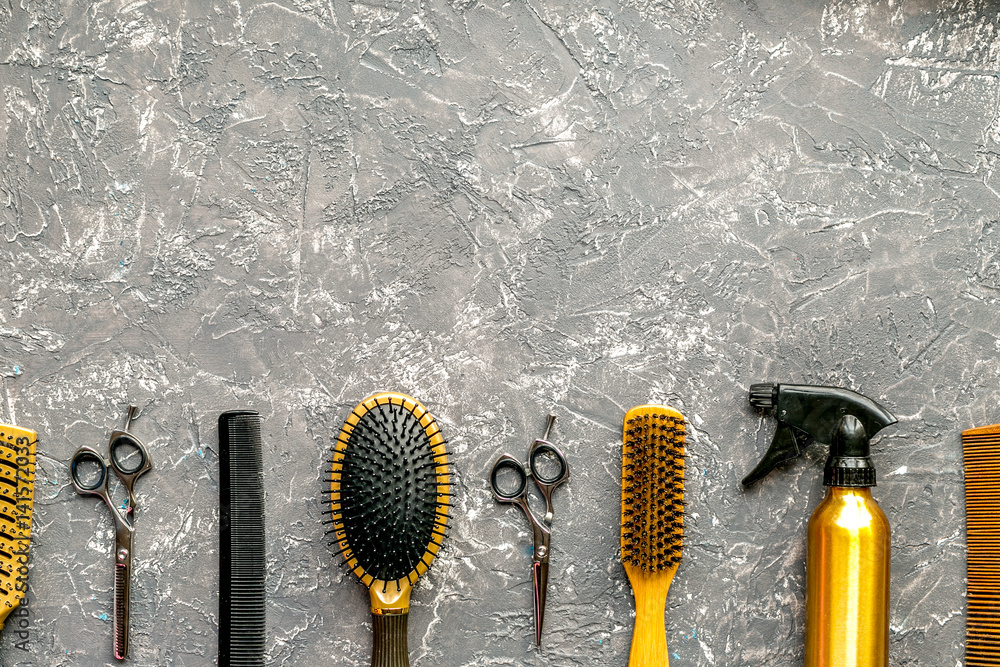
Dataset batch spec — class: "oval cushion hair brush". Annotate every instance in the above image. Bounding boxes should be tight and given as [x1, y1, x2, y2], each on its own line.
[621, 404, 685, 666]
[325, 392, 451, 667]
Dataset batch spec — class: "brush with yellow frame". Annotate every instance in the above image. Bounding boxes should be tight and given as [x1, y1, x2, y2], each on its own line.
[0, 420, 36, 628]
[621, 404, 685, 667]
[324, 392, 452, 667]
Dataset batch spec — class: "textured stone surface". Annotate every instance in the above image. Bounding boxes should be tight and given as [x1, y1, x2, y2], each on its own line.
[1, 0, 996, 664]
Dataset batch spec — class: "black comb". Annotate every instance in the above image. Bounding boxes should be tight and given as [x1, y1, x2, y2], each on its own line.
[219, 411, 266, 667]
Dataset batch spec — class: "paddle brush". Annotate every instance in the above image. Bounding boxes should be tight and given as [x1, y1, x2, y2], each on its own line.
[0, 420, 35, 629]
[962, 423, 1000, 666]
[621, 404, 685, 667]
[324, 392, 451, 667]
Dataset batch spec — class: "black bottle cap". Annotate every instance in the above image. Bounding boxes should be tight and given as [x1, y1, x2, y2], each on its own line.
[823, 415, 876, 487]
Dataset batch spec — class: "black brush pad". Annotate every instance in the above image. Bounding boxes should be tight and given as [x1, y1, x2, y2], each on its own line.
[340, 402, 439, 582]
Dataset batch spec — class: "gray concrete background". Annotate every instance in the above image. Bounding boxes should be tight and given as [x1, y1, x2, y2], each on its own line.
[0, 0, 996, 664]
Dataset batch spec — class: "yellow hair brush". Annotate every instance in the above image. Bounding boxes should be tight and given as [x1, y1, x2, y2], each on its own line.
[0, 421, 36, 626]
[621, 404, 685, 666]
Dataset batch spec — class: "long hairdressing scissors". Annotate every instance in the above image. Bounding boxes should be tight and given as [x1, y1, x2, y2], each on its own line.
[489, 415, 569, 646]
[70, 405, 153, 660]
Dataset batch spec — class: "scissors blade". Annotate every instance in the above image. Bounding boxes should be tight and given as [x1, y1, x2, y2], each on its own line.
[532, 559, 549, 646]
[113, 528, 134, 660]
[114, 560, 130, 659]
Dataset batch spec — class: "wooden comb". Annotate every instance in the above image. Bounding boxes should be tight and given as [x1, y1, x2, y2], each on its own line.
[621, 404, 685, 666]
[0, 422, 36, 627]
[963, 424, 1000, 666]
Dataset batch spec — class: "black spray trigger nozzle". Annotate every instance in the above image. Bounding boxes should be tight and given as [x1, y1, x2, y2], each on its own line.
[741, 382, 896, 489]
[831, 414, 868, 457]
[748, 383, 779, 411]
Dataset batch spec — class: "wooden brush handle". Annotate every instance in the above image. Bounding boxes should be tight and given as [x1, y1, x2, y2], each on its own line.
[627, 567, 676, 667]
[371, 612, 409, 667]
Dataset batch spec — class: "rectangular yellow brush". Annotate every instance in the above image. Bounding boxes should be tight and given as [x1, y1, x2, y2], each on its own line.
[621, 404, 685, 667]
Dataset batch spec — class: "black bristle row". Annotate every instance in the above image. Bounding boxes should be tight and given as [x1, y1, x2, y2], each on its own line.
[325, 396, 450, 585]
[621, 409, 685, 573]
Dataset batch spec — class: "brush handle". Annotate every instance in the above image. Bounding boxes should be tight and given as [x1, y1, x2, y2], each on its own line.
[627, 567, 676, 667]
[371, 612, 409, 667]
[629, 587, 669, 666]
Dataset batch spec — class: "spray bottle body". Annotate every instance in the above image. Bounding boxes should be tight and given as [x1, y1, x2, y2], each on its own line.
[805, 486, 890, 667]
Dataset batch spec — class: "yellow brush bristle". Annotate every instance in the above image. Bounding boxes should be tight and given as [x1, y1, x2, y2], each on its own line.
[961, 423, 1000, 667]
[622, 405, 685, 569]
[0, 423, 36, 627]
[621, 404, 685, 667]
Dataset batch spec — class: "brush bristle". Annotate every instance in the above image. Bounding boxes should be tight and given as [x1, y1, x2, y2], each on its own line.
[961, 423, 1000, 667]
[327, 393, 450, 587]
[621, 405, 685, 572]
[0, 423, 36, 625]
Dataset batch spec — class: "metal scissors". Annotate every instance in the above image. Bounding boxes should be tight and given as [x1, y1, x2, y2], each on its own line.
[489, 415, 569, 646]
[71, 405, 153, 661]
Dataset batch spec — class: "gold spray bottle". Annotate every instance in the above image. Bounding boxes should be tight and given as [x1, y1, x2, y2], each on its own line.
[742, 383, 897, 667]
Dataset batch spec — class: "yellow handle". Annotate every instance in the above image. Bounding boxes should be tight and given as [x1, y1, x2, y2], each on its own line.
[627, 567, 675, 667]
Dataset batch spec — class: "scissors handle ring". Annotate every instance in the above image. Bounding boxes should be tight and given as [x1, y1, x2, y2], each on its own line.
[489, 454, 528, 503]
[528, 440, 569, 487]
[71, 447, 109, 494]
[108, 432, 151, 480]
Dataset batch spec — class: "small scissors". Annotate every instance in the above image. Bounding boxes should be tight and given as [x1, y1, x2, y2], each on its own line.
[489, 415, 569, 646]
[71, 405, 153, 661]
